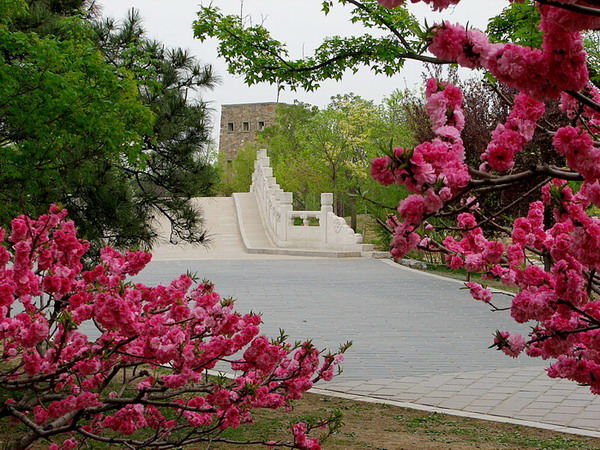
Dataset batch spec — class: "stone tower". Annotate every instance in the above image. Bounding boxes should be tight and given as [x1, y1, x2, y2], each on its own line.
[219, 102, 278, 162]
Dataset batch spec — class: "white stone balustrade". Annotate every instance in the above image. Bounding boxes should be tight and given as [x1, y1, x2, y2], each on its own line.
[250, 149, 372, 252]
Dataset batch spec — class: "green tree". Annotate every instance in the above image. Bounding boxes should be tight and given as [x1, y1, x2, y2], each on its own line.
[1, 2, 219, 254]
[256, 95, 411, 219]
[486, 0, 542, 48]
[0, 2, 154, 251]
[12, 0, 98, 34]
[378, 89, 419, 150]
[93, 10, 219, 246]
[193, 1, 434, 92]
[216, 144, 258, 196]
[309, 94, 383, 214]
[584, 31, 600, 87]
[257, 102, 325, 210]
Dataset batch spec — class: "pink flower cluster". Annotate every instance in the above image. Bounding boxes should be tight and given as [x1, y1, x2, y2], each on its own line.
[372, 79, 470, 259]
[292, 422, 321, 450]
[0, 208, 345, 448]
[494, 331, 527, 358]
[428, 3, 599, 100]
[465, 281, 492, 303]
[560, 83, 600, 132]
[480, 93, 545, 172]
[437, 192, 600, 393]
[372, 0, 600, 396]
[553, 126, 600, 182]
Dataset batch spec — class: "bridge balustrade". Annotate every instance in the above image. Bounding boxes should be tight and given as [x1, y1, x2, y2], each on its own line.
[250, 149, 371, 252]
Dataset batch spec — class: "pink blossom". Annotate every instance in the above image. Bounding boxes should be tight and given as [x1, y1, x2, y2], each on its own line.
[428, 9, 590, 100]
[553, 126, 599, 182]
[484, 143, 516, 172]
[376, 0, 404, 7]
[465, 282, 493, 303]
[0, 207, 347, 447]
[371, 156, 395, 185]
[494, 332, 527, 358]
[398, 195, 426, 225]
[377, 0, 459, 10]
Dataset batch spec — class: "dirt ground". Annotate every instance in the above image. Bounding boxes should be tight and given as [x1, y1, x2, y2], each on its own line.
[210, 392, 600, 449]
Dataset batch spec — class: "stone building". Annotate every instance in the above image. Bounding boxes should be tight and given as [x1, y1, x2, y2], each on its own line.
[219, 102, 278, 161]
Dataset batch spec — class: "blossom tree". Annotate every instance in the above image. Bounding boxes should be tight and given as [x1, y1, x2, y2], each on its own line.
[0, 206, 347, 449]
[370, 0, 600, 394]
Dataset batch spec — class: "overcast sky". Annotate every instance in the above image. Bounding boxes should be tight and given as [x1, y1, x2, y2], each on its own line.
[98, 0, 507, 136]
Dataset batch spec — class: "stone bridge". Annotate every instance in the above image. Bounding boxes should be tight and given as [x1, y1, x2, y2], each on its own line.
[152, 149, 375, 260]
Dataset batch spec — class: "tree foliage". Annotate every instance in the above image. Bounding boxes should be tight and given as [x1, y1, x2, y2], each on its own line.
[193, 1, 435, 92]
[486, 0, 542, 48]
[254, 96, 411, 216]
[0, 3, 153, 250]
[93, 10, 219, 247]
[0, 2, 219, 255]
[216, 144, 259, 196]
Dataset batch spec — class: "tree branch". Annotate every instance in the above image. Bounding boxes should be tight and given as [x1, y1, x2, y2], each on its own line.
[537, 0, 600, 16]
[469, 165, 583, 187]
[566, 89, 600, 114]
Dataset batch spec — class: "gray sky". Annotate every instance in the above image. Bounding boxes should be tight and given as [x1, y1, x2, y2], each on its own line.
[98, 0, 507, 135]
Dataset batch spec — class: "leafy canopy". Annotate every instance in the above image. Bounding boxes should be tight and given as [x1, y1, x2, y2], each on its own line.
[0, 6, 152, 240]
[194, 1, 436, 92]
[0, 2, 219, 254]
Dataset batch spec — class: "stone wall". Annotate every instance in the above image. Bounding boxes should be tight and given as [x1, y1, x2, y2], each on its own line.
[219, 103, 278, 161]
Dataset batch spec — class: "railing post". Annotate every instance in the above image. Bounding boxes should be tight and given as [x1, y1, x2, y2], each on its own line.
[320, 193, 333, 244]
[280, 192, 292, 242]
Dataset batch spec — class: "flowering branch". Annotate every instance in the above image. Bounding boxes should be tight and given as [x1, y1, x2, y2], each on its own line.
[371, 0, 600, 394]
[537, 0, 600, 16]
[0, 207, 346, 449]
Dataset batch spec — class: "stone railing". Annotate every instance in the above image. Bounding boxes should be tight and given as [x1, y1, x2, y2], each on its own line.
[250, 149, 371, 252]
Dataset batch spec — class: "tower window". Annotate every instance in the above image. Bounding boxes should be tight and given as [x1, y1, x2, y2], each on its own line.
[227, 122, 234, 131]
[258, 121, 265, 130]
[242, 122, 250, 131]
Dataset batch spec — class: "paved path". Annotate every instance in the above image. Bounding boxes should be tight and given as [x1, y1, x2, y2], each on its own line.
[143, 196, 600, 440]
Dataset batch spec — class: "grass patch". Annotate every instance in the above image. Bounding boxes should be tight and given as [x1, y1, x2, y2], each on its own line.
[205, 393, 599, 449]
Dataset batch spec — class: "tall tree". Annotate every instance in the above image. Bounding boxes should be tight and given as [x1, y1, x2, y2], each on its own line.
[256, 95, 411, 217]
[194, 1, 431, 92]
[257, 102, 325, 210]
[0, 1, 153, 251]
[93, 10, 219, 246]
[1, 2, 219, 255]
